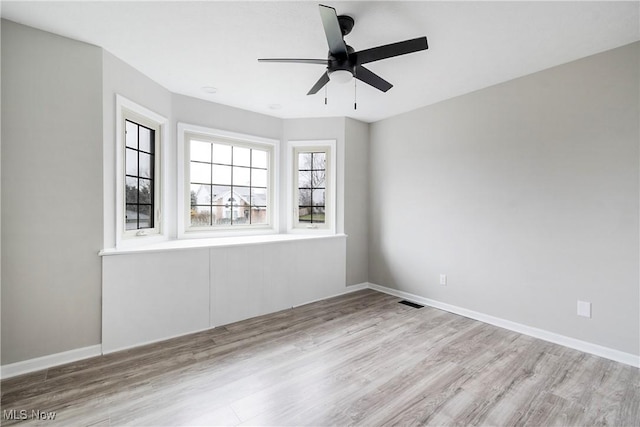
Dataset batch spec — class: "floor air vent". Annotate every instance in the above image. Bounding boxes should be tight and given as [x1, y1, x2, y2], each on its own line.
[398, 300, 424, 309]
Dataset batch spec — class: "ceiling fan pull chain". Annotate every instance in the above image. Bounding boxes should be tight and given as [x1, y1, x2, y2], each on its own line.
[324, 85, 328, 105]
[354, 77, 357, 110]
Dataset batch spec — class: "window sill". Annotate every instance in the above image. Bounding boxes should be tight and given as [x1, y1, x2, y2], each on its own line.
[99, 233, 347, 256]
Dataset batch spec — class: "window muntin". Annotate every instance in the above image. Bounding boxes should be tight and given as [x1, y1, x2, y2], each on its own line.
[125, 120, 155, 230]
[297, 152, 326, 224]
[185, 133, 273, 230]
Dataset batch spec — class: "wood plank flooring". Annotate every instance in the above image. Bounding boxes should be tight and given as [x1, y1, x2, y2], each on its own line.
[1, 289, 639, 426]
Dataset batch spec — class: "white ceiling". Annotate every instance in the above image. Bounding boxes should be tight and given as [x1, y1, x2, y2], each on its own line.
[2, 1, 639, 123]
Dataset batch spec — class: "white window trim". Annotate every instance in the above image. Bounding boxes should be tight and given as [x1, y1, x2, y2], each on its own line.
[115, 95, 168, 249]
[177, 122, 279, 239]
[287, 139, 337, 235]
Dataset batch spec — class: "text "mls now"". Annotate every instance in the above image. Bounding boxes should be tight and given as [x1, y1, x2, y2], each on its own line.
[3, 409, 57, 421]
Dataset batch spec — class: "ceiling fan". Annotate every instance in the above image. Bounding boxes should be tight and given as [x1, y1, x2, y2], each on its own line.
[258, 4, 429, 95]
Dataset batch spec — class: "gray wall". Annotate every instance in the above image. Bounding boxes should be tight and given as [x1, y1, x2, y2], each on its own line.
[172, 93, 282, 141]
[102, 51, 173, 247]
[345, 118, 369, 285]
[369, 42, 639, 355]
[1, 20, 103, 364]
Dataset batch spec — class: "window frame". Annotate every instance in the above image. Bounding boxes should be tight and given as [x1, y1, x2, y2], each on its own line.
[288, 140, 337, 234]
[115, 95, 167, 247]
[177, 123, 279, 238]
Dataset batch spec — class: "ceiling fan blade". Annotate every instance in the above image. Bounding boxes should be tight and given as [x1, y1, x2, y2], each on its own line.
[355, 37, 428, 65]
[319, 4, 348, 57]
[258, 58, 329, 65]
[355, 66, 393, 92]
[307, 72, 330, 95]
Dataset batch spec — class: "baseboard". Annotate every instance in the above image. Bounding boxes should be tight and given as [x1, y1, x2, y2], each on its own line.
[368, 283, 640, 368]
[1, 344, 103, 380]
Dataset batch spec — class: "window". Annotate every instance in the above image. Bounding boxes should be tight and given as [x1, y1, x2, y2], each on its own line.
[178, 124, 277, 236]
[115, 95, 166, 246]
[297, 152, 326, 224]
[289, 140, 336, 233]
[125, 120, 155, 230]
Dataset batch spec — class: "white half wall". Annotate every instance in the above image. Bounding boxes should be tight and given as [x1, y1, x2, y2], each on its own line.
[102, 249, 210, 353]
[102, 235, 347, 353]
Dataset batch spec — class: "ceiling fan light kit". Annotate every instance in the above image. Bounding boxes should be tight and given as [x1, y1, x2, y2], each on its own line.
[329, 69, 353, 84]
[258, 4, 429, 104]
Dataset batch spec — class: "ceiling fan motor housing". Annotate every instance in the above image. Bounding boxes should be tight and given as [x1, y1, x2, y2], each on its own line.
[328, 45, 356, 78]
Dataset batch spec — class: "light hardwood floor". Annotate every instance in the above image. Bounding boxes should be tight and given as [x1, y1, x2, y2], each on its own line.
[1, 289, 639, 426]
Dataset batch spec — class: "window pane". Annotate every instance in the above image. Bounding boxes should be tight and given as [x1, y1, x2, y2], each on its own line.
[312, 206, 326, 223]
[125, 148, 138, 176]
[139, 127, 152, 153]
[234, 186, 250, 205]
[139, 205, 152, 229]
[191, 206, 211, 227]
[211, 185, 231, 205]
[191, 184, 210, 206]
[212, 164, 232, 185]
[312, 152, 326, 170]
[217, 206, 233, 224]
[191, 162, 211, 184]
[251, 188, 267, 206]
[184, 136, 271, 230]
[190, 140, 211, 163]
[298, 207, 312, 222]
[252, 150, 268, 169]
[299, 152, 312, 170]
[125, 121, 138, 149]
[236, 206, 250, 225]
[299, 189, 311, 206]
[212, 143, 232, 165]
[298, 170, 311, 188]
[125, 204, 138, 230]
[233, 166, 250, 187]
[312, 189, 325, 206]
[125, 177, 138, 203]
[139, 152, 152, 178]
[123, 117, 159, 233]
[252, 168, 267, 188]
[224, 193, 238, 207]
[233, 146, 251, 167]
[139, 179, 152, 204]
[312, 170, 325, 188]
[212, 205, 228, 225]
[251, 207, 268, 224]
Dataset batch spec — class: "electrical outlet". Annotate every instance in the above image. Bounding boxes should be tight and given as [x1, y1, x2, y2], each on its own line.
[439, 274, 447, 286]
[577, 300, 591, 318]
